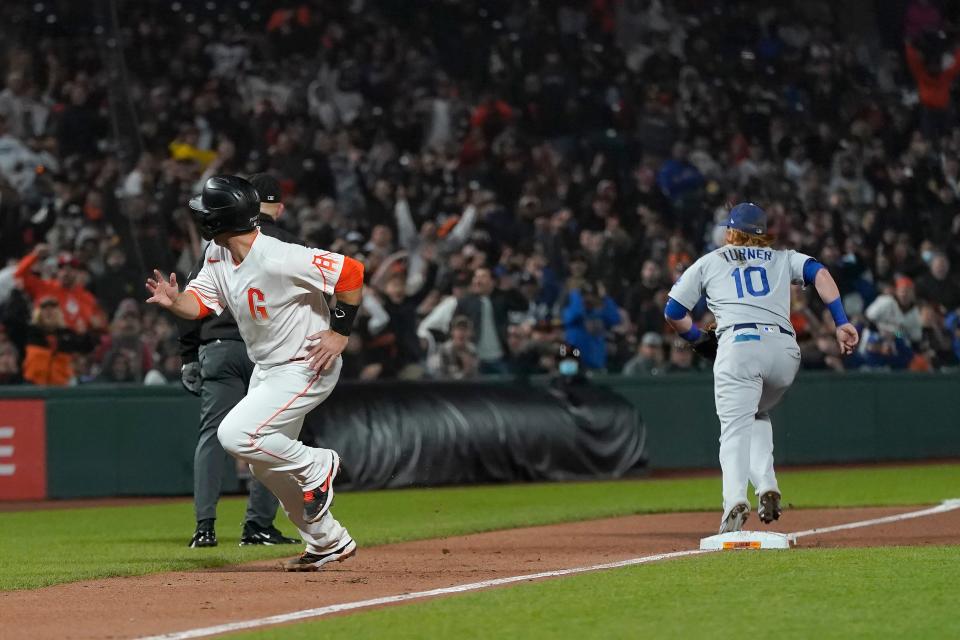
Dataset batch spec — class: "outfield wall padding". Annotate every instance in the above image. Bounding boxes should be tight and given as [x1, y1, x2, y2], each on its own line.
[301, 379, 647, 490]
[0, 372, 957, 499]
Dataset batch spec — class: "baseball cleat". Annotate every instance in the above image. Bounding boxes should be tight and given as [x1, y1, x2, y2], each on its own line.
[718, 503, 750, 534]
[188, 520, 217, 548]
[303, 450, 340, 524]
[240, 522, 299, 546]
[282, 538, 357, 572]
[758, 491, 782, 524]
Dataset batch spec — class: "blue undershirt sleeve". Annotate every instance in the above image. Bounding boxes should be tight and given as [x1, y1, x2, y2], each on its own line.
[802, 259, 824, 286]
[664, 297, 690, 320]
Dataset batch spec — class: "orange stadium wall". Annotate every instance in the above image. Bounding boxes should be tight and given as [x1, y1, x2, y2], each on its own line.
[0, 372, 959, 500]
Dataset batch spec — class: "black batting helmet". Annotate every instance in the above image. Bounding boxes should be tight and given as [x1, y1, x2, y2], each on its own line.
[189, 175, 260, 240]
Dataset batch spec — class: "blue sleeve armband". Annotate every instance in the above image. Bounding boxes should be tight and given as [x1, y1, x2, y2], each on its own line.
[802, 259, 824, 286]
[664, 297, 690, 321]
[665, 297, 700, 341]
[827, 297, 849, 326]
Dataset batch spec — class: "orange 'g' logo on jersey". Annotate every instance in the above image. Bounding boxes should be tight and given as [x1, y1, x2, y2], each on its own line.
[247, 288, 268, 321]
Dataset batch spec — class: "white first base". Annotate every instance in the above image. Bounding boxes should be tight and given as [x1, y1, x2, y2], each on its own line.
[699, 530, 794, 550]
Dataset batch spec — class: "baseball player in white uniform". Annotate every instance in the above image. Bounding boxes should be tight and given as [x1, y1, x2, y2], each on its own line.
[664, 203, 859, 533]
[146, 176, 363, 570]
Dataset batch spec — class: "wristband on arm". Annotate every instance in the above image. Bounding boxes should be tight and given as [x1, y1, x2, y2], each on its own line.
[330, 301, 359, 336]
[679, 325, 702, 342]
[827, 297, 849, 326]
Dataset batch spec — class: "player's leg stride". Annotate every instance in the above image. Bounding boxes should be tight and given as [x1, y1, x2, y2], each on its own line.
[664, 203, 858, 532]
[147, 175, 366, 570]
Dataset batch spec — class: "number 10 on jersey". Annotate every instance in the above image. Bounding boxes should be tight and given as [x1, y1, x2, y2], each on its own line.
[731, 266, 770, 298]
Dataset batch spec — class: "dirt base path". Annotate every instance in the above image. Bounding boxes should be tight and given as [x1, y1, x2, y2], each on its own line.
[3, 506, 959, 640]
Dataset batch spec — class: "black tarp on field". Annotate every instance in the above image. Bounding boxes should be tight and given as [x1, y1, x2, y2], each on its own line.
[301, 379, 647, 490]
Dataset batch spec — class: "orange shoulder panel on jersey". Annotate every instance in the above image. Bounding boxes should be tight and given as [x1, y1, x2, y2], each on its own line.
[186, 290, 212, 319]
[334, 256, 364, 293]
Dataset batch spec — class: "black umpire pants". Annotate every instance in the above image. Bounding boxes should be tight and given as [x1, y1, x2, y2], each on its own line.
[195, 339, 278, 527]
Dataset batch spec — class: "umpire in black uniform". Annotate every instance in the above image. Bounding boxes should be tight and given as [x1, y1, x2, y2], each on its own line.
[180, 173, 300, 548]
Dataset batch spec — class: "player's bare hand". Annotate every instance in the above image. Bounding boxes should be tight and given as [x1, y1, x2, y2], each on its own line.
[305, 330, 348, 372]
[836, 323, 859, 355]
[145, 269, 180, 308]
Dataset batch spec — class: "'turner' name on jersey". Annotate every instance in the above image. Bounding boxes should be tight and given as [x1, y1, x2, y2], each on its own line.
[720, 248, 773, 263]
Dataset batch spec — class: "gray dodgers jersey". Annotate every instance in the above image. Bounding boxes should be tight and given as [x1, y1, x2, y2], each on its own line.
[668, 245, 814, 332]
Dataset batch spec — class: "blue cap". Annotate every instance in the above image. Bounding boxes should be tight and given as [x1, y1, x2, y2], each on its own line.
[722, 202, 767, 235]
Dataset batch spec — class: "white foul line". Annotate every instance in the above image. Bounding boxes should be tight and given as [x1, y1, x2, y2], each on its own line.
[139, 499, 960, 640]
[139, 549, 711, 640]
[789, 498, 960, 540]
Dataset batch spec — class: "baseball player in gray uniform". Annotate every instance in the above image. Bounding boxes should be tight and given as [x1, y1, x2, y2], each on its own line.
[664, 203, 859, 533]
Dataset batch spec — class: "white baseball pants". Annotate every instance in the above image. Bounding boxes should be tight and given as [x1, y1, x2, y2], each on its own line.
[218, 357, 349, 553]
[713, 325, 800, 520]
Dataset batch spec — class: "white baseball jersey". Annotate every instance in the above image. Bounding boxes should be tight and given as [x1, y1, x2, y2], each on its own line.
[185, 231, 352, 365]
[668, 245, 813, 332]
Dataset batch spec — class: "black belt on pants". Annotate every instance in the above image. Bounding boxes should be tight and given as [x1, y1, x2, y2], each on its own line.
[731, 323, 794, 337]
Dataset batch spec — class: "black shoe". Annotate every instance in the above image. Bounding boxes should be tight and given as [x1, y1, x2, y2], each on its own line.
[189, 520, 217, 548]
[282, 538, 357, 572]
[240, 522, 299, 546]
[303, 450, 340, 524]
[758, 491, 782, 524]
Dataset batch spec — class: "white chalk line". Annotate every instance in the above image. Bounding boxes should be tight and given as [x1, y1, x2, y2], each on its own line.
[139, 549, 711, 640]
[788, 498, 960, 540]
[140, 499, 960, 640]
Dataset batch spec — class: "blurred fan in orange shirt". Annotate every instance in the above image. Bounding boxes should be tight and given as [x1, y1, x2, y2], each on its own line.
[14, 245, 106, 334]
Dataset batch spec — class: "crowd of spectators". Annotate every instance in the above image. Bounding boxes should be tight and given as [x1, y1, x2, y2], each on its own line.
[2, 0, 960, 386]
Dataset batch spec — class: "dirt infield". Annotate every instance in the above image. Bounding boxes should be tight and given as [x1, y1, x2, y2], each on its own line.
[2, 505, 958, 640]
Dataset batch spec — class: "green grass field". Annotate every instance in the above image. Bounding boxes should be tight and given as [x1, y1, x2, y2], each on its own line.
[235, 546, 960, 640]
[1, 463, 958, 591]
